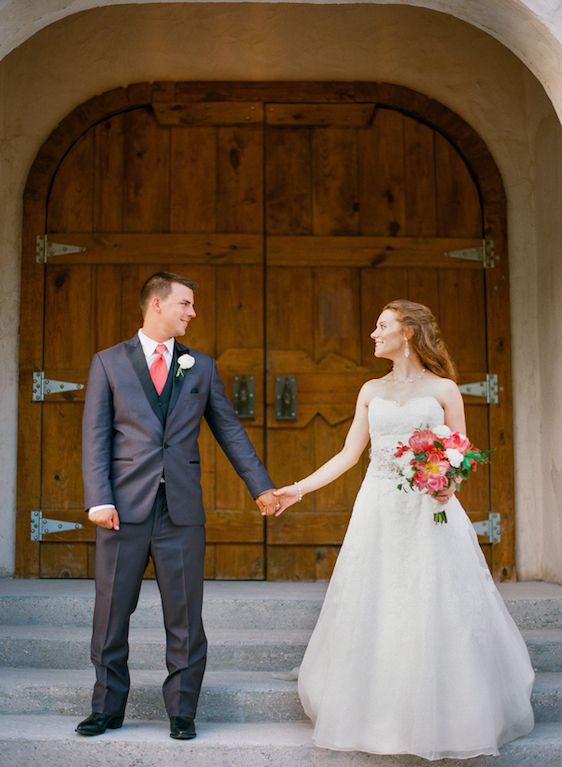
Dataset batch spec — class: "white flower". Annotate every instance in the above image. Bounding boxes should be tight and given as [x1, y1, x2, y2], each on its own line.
[433, 424, 452, 439]
[445, 448, 464, 468]
[178, 353, 195, 370]
[176, 353, 195, 378]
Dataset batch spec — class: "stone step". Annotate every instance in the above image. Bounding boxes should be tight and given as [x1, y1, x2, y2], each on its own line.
[0, 625, 310, 671]
[0, 624, 560, 672]
[0, 668, 559, 724]
[0, 580, 325, 630]
[0, 716, 560, 767]
[1, 579, 561, 629]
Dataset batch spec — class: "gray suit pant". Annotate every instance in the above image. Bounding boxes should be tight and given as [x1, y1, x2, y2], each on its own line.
[90, 484, 207, 718]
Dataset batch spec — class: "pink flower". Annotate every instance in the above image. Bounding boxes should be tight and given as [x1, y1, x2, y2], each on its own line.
[443, 432, 471, 453]
[412, 451, 450, 493]
[408, 429, 437, 453]
[394, 442, 410, 458]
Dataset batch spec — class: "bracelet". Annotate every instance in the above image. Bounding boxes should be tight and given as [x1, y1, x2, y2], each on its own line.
[294, 481, 303, 502]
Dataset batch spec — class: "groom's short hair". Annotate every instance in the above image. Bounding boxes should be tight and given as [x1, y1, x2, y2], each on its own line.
[140, 272, 198, 315]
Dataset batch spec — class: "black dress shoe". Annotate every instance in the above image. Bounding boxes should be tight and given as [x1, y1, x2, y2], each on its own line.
[75, 712, 124, 736]
[169, 716, 196, 740]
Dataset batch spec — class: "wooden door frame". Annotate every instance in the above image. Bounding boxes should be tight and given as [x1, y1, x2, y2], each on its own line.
[18, 82, 514, 579]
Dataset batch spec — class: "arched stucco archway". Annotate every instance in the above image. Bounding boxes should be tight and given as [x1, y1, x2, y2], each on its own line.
[0, 3, 560, 581]
[1, 0, 561, 124]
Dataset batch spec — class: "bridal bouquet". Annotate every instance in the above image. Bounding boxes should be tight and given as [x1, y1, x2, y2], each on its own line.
[393, 425, 490, 524]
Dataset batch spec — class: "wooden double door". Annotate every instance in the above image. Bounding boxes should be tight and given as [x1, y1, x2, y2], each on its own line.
[17, 83, 515, 580]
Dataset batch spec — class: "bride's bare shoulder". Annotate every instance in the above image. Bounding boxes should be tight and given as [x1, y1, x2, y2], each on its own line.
[359, 375, 391, 402]
[432, 376, 463, 404]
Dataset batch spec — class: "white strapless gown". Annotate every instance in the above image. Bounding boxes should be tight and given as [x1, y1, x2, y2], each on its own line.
[298, 396, 534, 761]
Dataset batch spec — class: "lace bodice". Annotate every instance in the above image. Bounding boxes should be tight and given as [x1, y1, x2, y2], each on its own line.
[367, 396, 445, 478]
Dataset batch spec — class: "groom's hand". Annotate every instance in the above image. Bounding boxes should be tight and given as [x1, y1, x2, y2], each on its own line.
[89, 506, 120, 530]
[255, 490, 279, 517]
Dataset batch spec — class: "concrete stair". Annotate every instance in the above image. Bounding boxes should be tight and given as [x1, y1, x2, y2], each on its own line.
[0, 579, 561, 766]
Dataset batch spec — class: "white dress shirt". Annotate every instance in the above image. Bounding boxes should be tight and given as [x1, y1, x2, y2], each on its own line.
[88, 330, 174, 517]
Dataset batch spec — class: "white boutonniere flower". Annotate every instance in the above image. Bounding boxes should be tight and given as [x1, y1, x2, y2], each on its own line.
[176, 353, 195, 378]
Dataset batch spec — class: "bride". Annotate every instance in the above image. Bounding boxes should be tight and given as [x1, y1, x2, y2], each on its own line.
[273, 299, 534, 761]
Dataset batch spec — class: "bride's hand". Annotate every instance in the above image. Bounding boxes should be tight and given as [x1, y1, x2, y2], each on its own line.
[272, 485, 302, 516]
[435, 482, 460, 505]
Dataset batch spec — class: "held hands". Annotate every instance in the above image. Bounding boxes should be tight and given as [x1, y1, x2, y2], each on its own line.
[271, 485, 301, 516]
[255, 490, 281, 517]
[89, 506, 120, 530]
[256, 485, 302, 517]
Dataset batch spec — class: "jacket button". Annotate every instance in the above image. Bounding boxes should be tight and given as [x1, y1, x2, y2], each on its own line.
[164, 443, 169, 449]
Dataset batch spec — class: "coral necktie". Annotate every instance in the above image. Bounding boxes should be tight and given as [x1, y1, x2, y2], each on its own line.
[149, 343, 168, 395]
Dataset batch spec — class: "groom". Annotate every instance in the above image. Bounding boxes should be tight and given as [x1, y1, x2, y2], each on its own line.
[76, 272, 277, 739]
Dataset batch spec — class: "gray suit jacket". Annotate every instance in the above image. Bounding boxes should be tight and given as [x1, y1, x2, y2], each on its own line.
[82, 335, 274, 525]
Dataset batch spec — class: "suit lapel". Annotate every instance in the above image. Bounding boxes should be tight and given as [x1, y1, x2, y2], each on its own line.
[125, 337, 165, 426]
[167, 341, 188, 419]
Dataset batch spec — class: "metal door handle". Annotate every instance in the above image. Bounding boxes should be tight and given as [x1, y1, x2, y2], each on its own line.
[233, 375, 255, 418]
[275, 376, 297, 420]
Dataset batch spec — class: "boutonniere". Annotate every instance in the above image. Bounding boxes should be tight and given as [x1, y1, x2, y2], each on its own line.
[176, 353, 195, 378]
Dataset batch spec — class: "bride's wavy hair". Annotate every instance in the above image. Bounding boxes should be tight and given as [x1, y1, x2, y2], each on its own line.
[383, 299, 457, 381]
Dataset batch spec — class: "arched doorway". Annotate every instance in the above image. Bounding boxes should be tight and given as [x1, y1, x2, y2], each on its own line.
[16, 82, 515, 580]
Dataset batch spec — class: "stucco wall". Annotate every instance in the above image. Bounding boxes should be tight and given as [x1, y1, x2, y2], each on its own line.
[0, 3, 560, 580]
[1, 0, 561, 123]
[534, 111, 562, 583]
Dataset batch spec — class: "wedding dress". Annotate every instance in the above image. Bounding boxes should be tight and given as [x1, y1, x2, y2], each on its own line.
[298, 396, 534, 760]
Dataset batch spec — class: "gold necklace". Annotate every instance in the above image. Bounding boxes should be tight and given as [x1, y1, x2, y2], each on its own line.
[391, 368, 426, 384]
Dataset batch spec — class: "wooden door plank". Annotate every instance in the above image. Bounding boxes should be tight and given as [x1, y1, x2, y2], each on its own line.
[44, 266, 93, 371]
[216, 126, 263, 233]
[40, 542, 90, 578]
[267, 268, 315, 357]
[154, 102, 264, 126]
[124, 108, 170, 232]
[41, 233, 263, 265]
[312, 128, 359, 235]
[266, 127, 312, 234]
[313, 269, 362, 364]
[359, 109, 406, 236]
[437, 269, 487, 372]
[48, 132, 94, 233]
[268, 511, 351, 545]
[216, 265, 264, 358]
[268, 235, 484, 267]
[170, 127, 217, 233]
[94, 114, 125, 232]
[267, 546, 340, 580]
[94, 265, 123, 352]
[206, 510, 264, 543]
[404, 116, 437, 236]
[406, 267, 440, 308]
[435, 133, 482, 237]
[266, 103, 375, 127]
[215, 544, 264, 579]
[41, 404, 84, 509]
[484, 221, 515, 579]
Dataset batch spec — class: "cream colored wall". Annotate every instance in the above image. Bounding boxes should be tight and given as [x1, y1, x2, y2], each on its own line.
[0, 3, 559, 579]
[534, 112, 562, 583]
[0, 0, 561, 123]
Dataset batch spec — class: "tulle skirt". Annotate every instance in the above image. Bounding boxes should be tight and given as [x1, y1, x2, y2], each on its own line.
[298, 476, 534, 760]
